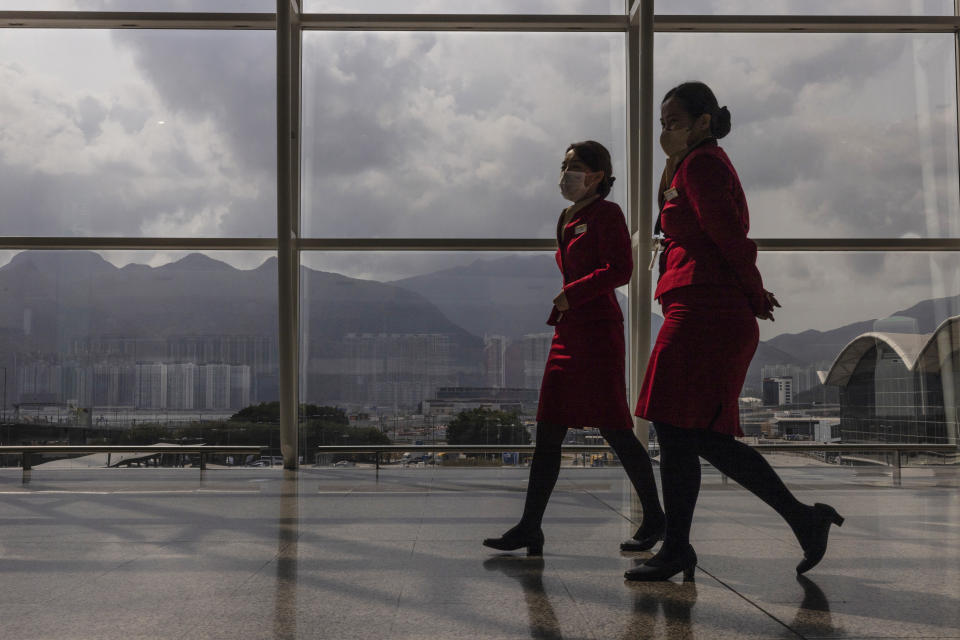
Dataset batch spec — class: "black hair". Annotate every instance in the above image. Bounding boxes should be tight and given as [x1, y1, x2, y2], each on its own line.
[565, 140, 616, 198]
[662, 81, 732, 139]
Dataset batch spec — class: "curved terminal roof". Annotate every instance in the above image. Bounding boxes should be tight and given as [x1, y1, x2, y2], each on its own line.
[824, 316, 960, 387]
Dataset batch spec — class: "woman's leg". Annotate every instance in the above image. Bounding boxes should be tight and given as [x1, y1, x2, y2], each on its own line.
[624, 422, 700, 580]
[483, 422, 567, 554]
[694, 430, 806, 528]
[517, 422, 568, 531]
[652, 422, 701, 558]
[693, 429, 844, 574]
[599, 427, 664, 536]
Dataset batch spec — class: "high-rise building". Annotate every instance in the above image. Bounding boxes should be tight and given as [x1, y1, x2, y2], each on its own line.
[483, 335, 508, 389]
[135, 363, 168, 409]
[203, 364, 232, 410]
[762, 376, 793, 406]
[305, 332, 481, 409]
[760, 363, 828, 396]
[92, 363, 135, 407]
[230, 365, 251, 410]
[520, 333, 553, 391]
[16, 360, 62, 403]
[166, 363, 197, 410]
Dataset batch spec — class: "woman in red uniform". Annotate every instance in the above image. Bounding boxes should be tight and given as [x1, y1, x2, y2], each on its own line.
[627, 82, 843, 581]
[483, 140, 664, 556]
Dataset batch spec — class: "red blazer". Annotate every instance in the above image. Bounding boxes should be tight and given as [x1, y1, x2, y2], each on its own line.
[655, 141, 766, 314]
[548, 198, 632, 326]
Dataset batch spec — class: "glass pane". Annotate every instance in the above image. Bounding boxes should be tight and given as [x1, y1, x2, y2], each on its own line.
[665, 252, 960, 445]
[652, 33, 959, 238]
[302, 32, 627, 238]
[0, 30, 275, 237]
[657, 1, 953, 15]
[305, 0, 622, 14]
[0, 251, 278, 456]
[0, 1, 273, 10]
[299, 252, 629, 452]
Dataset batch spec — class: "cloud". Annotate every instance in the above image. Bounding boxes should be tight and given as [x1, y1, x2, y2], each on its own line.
[0, 30, 274, 237]
[299, 31, 627, 238]
[758, 252, 960, 339]
[654, 32, 959, 240]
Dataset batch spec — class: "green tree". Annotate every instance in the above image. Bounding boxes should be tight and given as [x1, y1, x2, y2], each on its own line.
[229, 402, 349, 425]
[229, 402, 280, 423]
[446, 408, 530, 445]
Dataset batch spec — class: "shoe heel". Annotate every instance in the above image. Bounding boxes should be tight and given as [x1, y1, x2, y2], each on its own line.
[682, 566, 695, 580]
[526, 544, 543, 557]
[815, 503, 845, 527]
[820, 504, 844, 527]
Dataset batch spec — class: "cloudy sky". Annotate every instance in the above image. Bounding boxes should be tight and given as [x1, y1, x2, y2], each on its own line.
[1, 0, 959, 341]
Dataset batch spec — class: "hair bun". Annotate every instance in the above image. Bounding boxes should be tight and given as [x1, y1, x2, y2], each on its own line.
[713, 105, 732, 139]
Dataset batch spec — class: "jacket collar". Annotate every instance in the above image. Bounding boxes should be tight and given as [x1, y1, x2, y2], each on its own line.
[557, 195, 601, 244]
[655, 138, 717, 235]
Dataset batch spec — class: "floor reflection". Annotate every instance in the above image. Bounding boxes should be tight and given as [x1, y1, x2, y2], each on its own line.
[274, 470, 300, 640]
[483, 556, 562, 639]
[483, 555, 701, 639]
[790, 575, 842, 637]
[623, 562, 698, 640]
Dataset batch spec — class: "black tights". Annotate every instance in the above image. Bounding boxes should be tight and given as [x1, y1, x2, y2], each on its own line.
[518, 422, 664, 533]
[654, 422, 808, 555]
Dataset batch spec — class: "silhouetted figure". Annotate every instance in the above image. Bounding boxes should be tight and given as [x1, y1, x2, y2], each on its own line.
[483, 141, 664, 557]
[627, 82, 842, 582]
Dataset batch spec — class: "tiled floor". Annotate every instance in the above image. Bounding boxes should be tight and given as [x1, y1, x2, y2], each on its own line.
[0, 463, 957, 639]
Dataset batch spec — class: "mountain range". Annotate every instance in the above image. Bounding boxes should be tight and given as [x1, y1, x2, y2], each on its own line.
[0, 251, 479, 359]
[3, 250, 958, 396]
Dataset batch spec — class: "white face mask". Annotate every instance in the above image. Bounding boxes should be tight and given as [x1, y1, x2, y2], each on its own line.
[559, 170, 589, 202]
[659, 127, 691, 157]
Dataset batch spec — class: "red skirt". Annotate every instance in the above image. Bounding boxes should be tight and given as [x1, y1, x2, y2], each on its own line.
[536, 319, 633, 430]
[635, 285, 758, 436]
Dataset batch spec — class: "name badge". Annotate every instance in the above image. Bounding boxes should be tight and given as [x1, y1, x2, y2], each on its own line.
[663, 187, 679, 201]
[574, 223, 588, 235]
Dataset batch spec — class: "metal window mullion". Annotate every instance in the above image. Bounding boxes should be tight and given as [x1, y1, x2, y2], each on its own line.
[956, 0, 960, 240]
[627, 0, 654, 447]
[0, 11, 275, 29]
[297, 238, 557, 251]
[299, 13, 627, 31]
[654, 14, 960, 33]
[277, 0, 299, 470]
[753, 239, 960, 251]
[0, 237, 276, 250]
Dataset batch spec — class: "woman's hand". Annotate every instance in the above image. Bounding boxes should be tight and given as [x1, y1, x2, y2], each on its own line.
[755, 290, 780, 321]
[553, 291, 570, 312]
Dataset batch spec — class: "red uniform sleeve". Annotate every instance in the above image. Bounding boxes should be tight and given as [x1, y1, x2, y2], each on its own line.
[683, 153, 767, 314]
[562, 205, 633, 309]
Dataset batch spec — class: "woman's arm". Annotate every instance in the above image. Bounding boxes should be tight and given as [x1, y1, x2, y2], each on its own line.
[683, 153, 769, 315]
[561, 206, 633, 309]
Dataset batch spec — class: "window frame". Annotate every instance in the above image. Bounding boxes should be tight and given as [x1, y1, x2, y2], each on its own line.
[1, 1, 957, 465]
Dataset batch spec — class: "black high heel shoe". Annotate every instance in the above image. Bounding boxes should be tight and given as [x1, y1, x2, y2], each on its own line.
[624, 544, 697, 582]
[483, 524, 545, 556]
[795, 503, 844, 575]
[620, 524, 665, 552]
